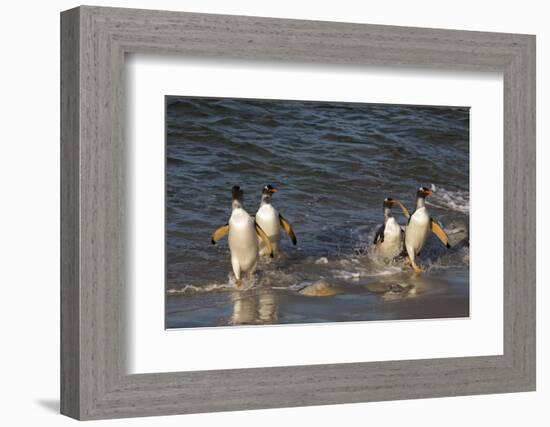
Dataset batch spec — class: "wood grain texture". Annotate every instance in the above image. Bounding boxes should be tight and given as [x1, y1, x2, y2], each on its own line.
[60, 6, 536, 420]
[60, 7, 80, 419]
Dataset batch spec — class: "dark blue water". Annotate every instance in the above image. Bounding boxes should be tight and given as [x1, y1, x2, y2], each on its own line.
[166, 96, 470, 328]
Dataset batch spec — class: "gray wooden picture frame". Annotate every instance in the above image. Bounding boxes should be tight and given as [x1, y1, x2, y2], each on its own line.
[60, 5, 536, 420]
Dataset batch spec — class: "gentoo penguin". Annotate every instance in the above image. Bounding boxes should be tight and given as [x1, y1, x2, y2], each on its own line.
[373, 197, 403, 260]
[211, 186, 273, 287]
[404, 186, 451, 272]
[255, 185, 297, 256]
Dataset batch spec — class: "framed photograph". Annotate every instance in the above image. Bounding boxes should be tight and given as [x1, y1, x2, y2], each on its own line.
[61, 6, 535, 420]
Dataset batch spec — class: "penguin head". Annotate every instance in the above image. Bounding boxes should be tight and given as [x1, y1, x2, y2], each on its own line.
[416, 186, 433, 198]
[262, 185, 278, 195]
[231, 185, 244, 209]
[232, 185, 244, 201]
[383, 197, 396, 209]
[261, 185, 278, 205]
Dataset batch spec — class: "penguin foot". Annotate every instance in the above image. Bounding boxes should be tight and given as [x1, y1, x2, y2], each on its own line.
[412, 264, 423, 273]
[235, 278, 242, 288]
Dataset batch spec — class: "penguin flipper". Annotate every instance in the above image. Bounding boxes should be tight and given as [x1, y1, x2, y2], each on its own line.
[255, 222, 274, 258]
[394, 199, 411, 220]
[211, 224, 229, 244]
[431, 218, 451, 248]
[279, 214, 297, 245]
[373, 224, 385, 244]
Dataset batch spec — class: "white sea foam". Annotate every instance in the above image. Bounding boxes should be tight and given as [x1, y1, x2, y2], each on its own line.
[363, 265, 404, 276]
[429, 184, 470, 214]
[332, 270, 361, 280]
[166, 282, 234, 294]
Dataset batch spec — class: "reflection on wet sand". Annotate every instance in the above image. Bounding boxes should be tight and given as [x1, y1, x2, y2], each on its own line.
[231, 289, 279, 325]
[364, 271, 452, 301]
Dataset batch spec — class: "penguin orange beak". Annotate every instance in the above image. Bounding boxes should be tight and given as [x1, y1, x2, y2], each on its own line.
[424, 189, 433, 196]
[269, 187, 278, 193]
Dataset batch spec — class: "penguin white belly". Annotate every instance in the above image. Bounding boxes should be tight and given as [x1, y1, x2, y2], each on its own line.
[255, 204, 281, 255]
[405, 207, 430, 255]
[228, 209, 259, 277]
[377, 217, 402, 259]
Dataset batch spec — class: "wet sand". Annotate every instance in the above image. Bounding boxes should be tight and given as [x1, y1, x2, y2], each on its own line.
[166, 268, 469, 328]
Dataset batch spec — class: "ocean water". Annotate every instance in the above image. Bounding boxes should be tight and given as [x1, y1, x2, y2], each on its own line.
[165, 96, 470, 328]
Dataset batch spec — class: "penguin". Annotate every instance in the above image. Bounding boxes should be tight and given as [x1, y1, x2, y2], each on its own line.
[255, 185, 297, 256]
[373, 197, 403, 260]
[211, 186, 273, 287]
[404, 186, 451, 273]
